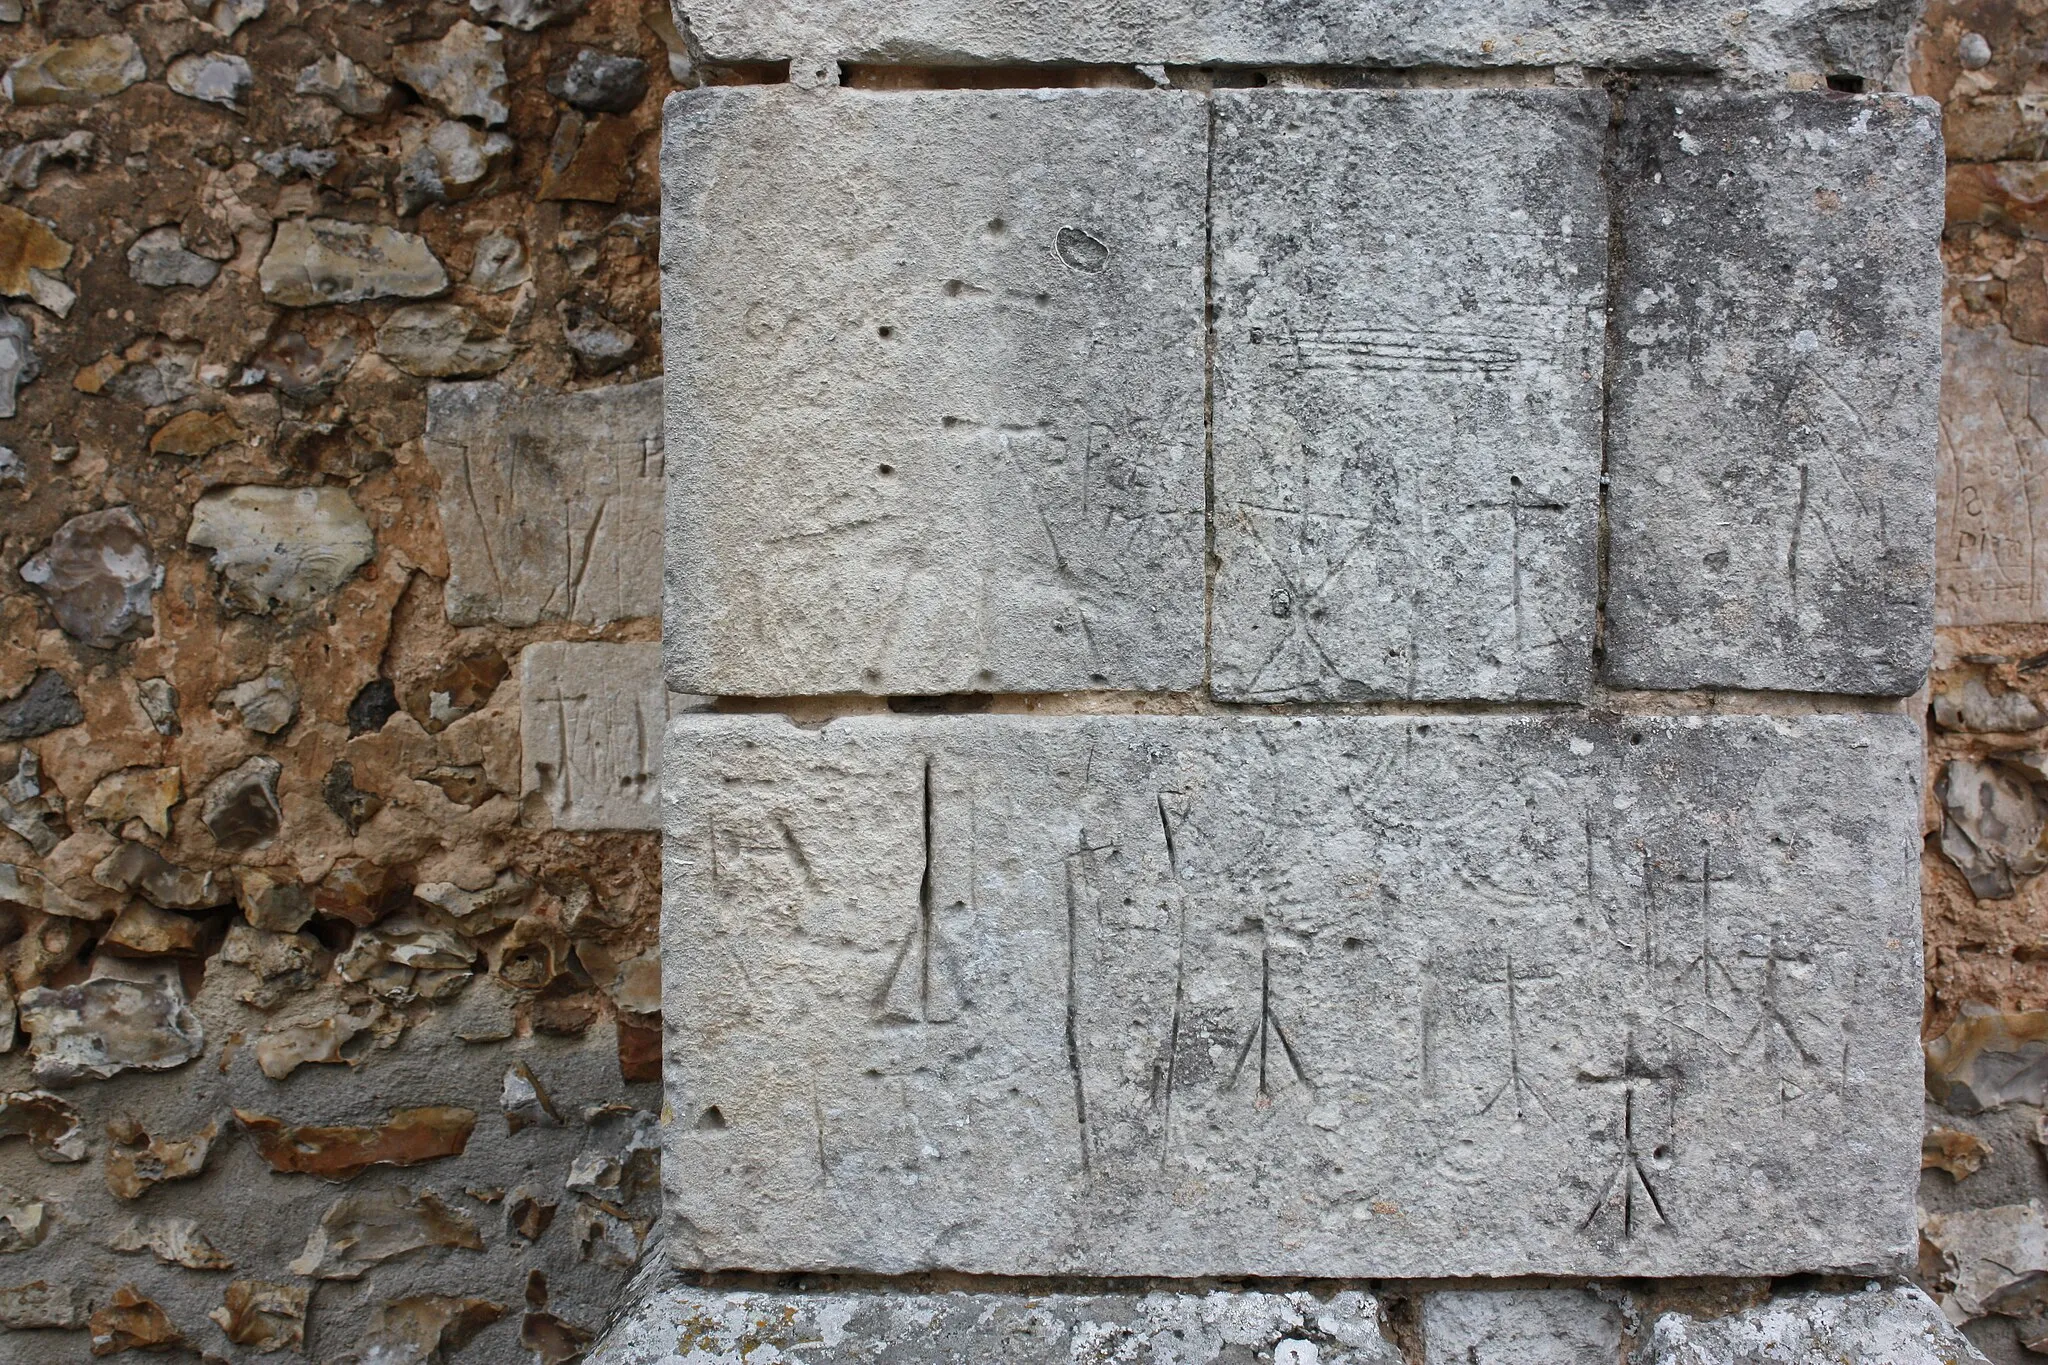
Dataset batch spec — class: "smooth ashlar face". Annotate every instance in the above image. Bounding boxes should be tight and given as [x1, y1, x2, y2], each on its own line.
[659, 712, 1922, 1279]
[1209, 90, 1608, 703]
[660, 88, 1208, 697]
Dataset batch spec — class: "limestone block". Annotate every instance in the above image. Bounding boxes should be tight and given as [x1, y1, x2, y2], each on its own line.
[1604, 93, 1943, 695]
[660, 88, 1207, 695]
[589, 1284, 1400, 1364]
[1937, 312, 2048, 624]
[672, 0, 1915, 78]
[424, 379, 665, 628]
[1638, 1283, 1989, 1364]
[660, 712, 1922, 1277]
[521, 642, 674, 831]
[1421, 1289, 1622, 1363]
[1210, 91, 1605, 702]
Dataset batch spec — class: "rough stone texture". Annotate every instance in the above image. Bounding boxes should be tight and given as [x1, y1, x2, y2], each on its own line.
[185, 484, 376, 615]
[521, 643, 686, 833]
[257, 218, 449, 307]
[1210, 90, 1605, 703]
[1604, 93, 1944, 696]
[0, 0, 674, 1355]
[19, 505, 156, 650]
[660, 88, 1207, 696]
[1938, 313, 2048, 625]
[1639, 1283, 1990, 1363]
[1423, 1288, 1622, 1363]
[661, 713, 1922, 1278]
[671, 0, 1918, 81]
[425, 379, 665, 628]
[592, 1282, 1402, 1364]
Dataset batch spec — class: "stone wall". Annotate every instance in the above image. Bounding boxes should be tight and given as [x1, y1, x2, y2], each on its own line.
[0, 0, 684, 1358]
[0, 0, 2041, 1362]
[621, 2, 1970, 1362]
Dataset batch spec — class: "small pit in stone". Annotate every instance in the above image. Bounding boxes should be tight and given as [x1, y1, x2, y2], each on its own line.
[1056, 226, 1109, 273]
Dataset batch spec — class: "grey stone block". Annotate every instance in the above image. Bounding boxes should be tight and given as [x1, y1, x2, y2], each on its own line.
[671, 0, 1918, 81]
[590, 1283, 1402, 1364]
[520, 643, 670, 831]
[1936, 314, 2048, 626]
[1210, 90, 1606, 702]
[1422, 1288, 1622, 1364]
[1637, 1283, 1990, 1364]
[1604, 93, 1943, 696]
[660, 712, 1921, 1278]
[660, 88, 1207, 696]
[424, 379, 665, 628]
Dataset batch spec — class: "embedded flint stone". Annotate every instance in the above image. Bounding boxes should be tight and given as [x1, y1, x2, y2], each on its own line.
[19, 506, 156, 649]
[18, 964, 204, 1085]
[661, 712, 1921, 1278]
[1209, 90, 1605, 703]
[1603, 93, 1944, 695]
[660, 88, 1207, 695]
[199, 755, 282, 851]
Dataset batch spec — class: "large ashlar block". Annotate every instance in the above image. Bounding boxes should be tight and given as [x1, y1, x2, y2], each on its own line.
[660, 88, 1208, 696]
[673, 0, 1914, 79]
[520, 642, 670, 831]
[424, 379, 665, 628]
[1210, 90, 1606, 702]
[660, 712, 1921, 1278]
[1604, 93, 1943, 695]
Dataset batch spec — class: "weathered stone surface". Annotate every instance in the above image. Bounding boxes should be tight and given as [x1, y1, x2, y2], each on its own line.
[1604, 93, 1943, 695]
[20, 506, 156, 649]
[0, 669, 82, 741]
[363, 1293, 505, 1361]
[289, 1186, 483, 1279]
[18, 964, 204, 1084]
[672, 0, 1916, 77]
[199, 755, 282, 851]
[1938, 314, 2048, 624]
[0, 748, 66, 856]
[550, 49, 647, 113]
[540, 110, 637, 203]
[166, 51, 252, 109]
[0, 203, 73, 315]
[89, 1286, 185, 1355]
[1422, 1289, 1621, 1363]
[520, 642, 668, 831]
[0, 1280, 84, 1330]
[1927, 1005, 2048, 1114]
[109, 1215, 235, 1270]
[296, 50, 393, 117]
[1935, 758, 2046, 899]
[473, 0, 587, 28]
[394, 119, 515, 217]
[592, 1283, 1401, 1364]
[2, 35, 144, 107]
[104, 1118, 218, 1200]
[1210, 90, 1604, 703]
[661, 712, 1922, 1277]
[1925, 1125, 1991, 1179]
[424, 379, 664, 627]
[259, 218, 449, 307]
[377, 302, 515, 377]
[0, 310, 36, 419]
[1933, 675, 2047, 732]
[1642, 1284, 1985, 1363]
[0, 1089, 86, 1162]
[394, 19, 508, 127]
[235, 1105, 476, 1180]
[185, 484, 375, 614]
[81, 767, 180, 839]
[125, 225, 219, 290]
[209, 1281, 308, 1352]
[661, 88, 1206, 695]
[214, 666, 299, 735]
